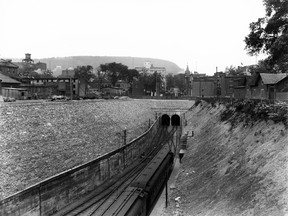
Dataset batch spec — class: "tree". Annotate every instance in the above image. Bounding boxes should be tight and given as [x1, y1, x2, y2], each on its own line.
[174, 74, 185, 92]
[138, 71, 163, 94]
[225, 65, 245, 76]
[17, 63, 38, 78]
[244, 0, 288, 72]
[74, 65, 95, 94]
[121, 69, 139, 84]
[249, 59, 274, 74]
[166, 73, 175, 90]
[39, 69, 54, 78]
[99, 62, 129, 86]
[74, 65, 95, 81]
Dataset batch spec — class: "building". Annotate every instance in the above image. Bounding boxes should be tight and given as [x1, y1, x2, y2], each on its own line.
[14, 53, 48, 77]
[192, 76, 215, 97]
[34, 62, 47, 72]
[22, 53, 34, 64]
[248, 73, 288, 101]
[0, 73, 27, 99]
[1, 87, 28, 100]
[0, 59, 19, 77]
[0, 72, 21, 88]
[20, 77, 81, 99]
[191, 72, 248, 98]
[135, 61, 166, 75]
[184, 65, 193, 96]
[61, 67, 75, 78]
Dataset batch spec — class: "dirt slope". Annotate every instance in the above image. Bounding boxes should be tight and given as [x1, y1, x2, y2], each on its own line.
[165, 101, 288, 216]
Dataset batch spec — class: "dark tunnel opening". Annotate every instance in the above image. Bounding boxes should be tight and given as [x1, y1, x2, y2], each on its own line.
[161, 114, 170, 126]
[171, 114, 180, 126]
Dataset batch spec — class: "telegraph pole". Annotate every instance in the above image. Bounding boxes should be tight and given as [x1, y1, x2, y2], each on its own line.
[70, 77, 73, 100]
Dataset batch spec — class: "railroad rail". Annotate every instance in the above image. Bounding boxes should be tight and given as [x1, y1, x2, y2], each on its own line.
[58, 126, 177, 216]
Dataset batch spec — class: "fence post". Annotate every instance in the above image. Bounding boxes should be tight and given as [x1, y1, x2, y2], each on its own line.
[107, 158, 110, 178]
[39, 186, 42, 216]
[123, 129, 127, 146]
[122, 148, 126, 169]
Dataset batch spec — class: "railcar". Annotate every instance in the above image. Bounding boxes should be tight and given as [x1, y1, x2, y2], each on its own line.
[102, 144, 174, 216]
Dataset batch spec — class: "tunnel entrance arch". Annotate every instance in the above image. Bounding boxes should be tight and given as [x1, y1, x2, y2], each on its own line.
[171, 114, 180, 126]
[161, 114, 170, 126]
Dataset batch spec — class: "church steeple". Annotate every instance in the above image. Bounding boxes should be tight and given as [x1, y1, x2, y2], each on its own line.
[185, 64, 190, 76]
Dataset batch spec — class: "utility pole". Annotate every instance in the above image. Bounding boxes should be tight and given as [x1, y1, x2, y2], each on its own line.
[165, 175, 168, 207]
[70, 77, 73, 100]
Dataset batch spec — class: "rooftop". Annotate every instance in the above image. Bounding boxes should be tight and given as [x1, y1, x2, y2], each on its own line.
[260, 73, 288, 85]
[0, 73, 21, 84]
[0, 59, 19, 69]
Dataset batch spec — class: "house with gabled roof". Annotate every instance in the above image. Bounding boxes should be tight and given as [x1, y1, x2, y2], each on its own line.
[0, 72, 21, 88]
[0, 73, 28, 99]
[247, 73, 288, 101]
[0, 59, 19, 77]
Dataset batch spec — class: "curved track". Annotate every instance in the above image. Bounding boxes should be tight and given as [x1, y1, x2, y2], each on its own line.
[61, 126, 177, 216]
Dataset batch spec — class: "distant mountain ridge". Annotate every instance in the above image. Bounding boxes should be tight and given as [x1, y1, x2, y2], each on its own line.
[34, 56, 183, 76]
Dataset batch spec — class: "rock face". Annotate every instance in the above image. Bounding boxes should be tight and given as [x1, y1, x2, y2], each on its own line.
[165, 101, 288, 216]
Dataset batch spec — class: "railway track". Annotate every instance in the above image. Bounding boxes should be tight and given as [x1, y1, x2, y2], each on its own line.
[60, 126, 177, 216]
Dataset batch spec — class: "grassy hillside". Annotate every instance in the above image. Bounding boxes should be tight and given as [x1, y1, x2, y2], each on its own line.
[165, 101, 288, 216]
[36, 56, 183, 76]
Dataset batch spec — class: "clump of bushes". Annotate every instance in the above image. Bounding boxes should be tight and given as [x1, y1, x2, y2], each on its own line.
[199, 98, 287, 127]
[220, 108, 235, 122]
[226, 100, 287, 126]
[194, 99, 202, 107]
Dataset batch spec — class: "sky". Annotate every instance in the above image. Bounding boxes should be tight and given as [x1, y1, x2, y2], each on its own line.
[0, 0, 266, 75]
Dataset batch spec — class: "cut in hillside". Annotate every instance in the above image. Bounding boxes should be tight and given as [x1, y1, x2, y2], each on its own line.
[0, 99, 193, 200]
[165, 100, 288, 216]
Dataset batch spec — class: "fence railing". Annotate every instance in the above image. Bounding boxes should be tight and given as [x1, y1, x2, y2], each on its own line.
[0, 117, 161, 216]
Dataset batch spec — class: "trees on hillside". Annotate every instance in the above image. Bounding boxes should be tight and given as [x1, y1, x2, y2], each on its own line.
[245, 0, 288, 72]
[98, 62, 139, 88]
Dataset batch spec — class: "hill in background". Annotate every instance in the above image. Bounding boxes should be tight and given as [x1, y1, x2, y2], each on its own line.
[33, 56, 183, 77]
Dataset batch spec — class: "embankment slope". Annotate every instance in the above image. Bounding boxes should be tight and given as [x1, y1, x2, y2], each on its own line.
[166, 101, 288, 216]
[0, 99, 193, 200]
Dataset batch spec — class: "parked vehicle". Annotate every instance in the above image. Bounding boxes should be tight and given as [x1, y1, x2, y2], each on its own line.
[3, 97, 16, 102]
[50, 95, 69, 101]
